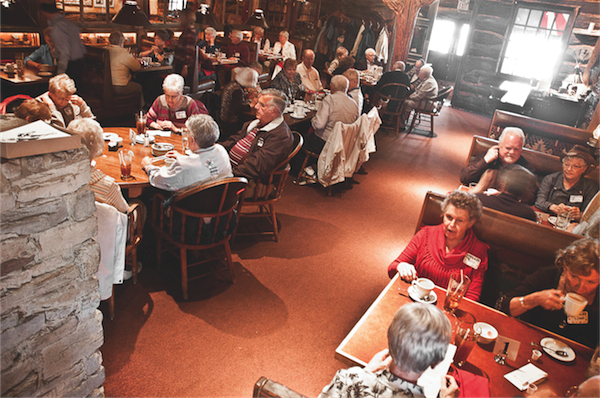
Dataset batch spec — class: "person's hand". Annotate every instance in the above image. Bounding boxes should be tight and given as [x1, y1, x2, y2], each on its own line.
[165, 150, 181, 159]
[396, 262, 417, 282]
[440, 375, 460, 398]
[483, 145, 500, 164]
[141, 156, 153, 169]
[364, 349, 392, 373]
[70, 95, 84, 106]
[151, 45, 160, 54]
[157, 120, 177, 131]
[549, 203, 571, 215]
[567, 206, 581, 221]
[532, 289, 565, 311]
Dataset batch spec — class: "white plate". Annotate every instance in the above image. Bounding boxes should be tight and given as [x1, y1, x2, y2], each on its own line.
[38, 71, 53, 77]
[103, 132, 118, 141]
[407, 285, 437, 304]
[547, 216, 557, 226]
[289, 114, 307, 119]
[540, 337, 576, 362]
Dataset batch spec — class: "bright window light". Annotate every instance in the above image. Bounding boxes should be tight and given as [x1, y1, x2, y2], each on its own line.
[456, 24, 470, 56]
[429, 20, 455, 54]
[501, 7, 571, 80]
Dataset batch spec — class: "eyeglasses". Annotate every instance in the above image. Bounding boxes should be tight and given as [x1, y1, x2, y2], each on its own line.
[562, 162, 586, 170]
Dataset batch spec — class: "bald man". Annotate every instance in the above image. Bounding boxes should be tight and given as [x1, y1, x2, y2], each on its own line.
[297, 49, 323, 92]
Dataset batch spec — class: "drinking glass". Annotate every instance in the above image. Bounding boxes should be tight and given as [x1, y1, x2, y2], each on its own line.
[443, 274, 471, 313]
[182, 133, 190, 154]
[453, 311, 480, 367]
[135, 111, 147, 136]
[556, 212, 571, 230]
[118, 149, 134, 180]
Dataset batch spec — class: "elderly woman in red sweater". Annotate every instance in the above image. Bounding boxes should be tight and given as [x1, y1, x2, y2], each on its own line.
[387, 190, 489, 301]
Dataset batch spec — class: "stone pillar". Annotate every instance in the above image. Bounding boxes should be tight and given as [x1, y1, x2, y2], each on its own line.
[1, 147, 105, 397]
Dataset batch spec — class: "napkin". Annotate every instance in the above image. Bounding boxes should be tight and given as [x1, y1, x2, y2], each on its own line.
[504, 363, 548, 391]
[147, 130, 172, 137]
[418, 344, 457, 398]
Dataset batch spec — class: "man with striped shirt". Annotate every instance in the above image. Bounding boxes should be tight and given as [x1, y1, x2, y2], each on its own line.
[221, 89, 294, 184]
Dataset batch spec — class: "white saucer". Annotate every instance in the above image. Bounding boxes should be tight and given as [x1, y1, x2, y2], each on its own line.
[407, 285, 437, 304]
[547, 216, 557, 226]
[540, 337, 575, 362]
[290, 114, 307, 119]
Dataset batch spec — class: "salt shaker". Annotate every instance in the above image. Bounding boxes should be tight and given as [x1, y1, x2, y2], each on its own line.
[143, 135, 150, 147]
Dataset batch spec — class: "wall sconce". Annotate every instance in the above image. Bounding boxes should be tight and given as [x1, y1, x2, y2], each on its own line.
[245, 9, 268, 29]
[112, 1, 151, 27]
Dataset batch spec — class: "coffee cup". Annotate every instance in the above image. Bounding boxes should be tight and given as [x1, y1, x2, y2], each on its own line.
[564, 292, 587, 316]
[411, 277, 434, 299]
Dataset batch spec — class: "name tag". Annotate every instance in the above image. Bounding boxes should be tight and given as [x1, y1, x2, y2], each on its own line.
[175, 111, 186, 119]
[569, 195, 583, 203]
[463, 253, 481, 269]
[567, 311, 588, 324]
[257, 138, 264, 147]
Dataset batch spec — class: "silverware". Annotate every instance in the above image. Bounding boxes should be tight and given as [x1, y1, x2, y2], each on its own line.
[531, 341, 568, 357]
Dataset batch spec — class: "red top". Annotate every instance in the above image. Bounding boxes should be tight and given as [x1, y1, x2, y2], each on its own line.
[387, 224, 489, 301]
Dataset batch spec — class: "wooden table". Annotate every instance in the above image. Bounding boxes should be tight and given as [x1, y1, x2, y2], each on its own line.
[336, 275, 594, 397]
[1, 67, 51, 99]
[135, 64, 173, 74]
[0, 67, 51, 85]
[94, 127, 183, 197]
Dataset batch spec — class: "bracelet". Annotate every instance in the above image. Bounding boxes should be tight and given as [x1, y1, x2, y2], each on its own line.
[519, 296, 526, 308]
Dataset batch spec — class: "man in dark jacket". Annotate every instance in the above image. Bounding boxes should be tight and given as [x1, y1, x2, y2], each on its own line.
[221, 89, 294, 184]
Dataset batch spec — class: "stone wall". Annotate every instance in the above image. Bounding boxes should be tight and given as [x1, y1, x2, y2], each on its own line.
[0, 147, 105, 397]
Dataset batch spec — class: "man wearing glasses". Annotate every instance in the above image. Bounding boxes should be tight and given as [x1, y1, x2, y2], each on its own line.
[221, 89, 294, 184]
[535, 146, 598, 221]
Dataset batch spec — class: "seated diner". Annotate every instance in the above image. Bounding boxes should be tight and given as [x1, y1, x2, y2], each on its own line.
[24, 27, 56, 72]
[147, 74, 208, 133]
[496, 238, 598, 348]
[388, 190, 488, 301]
[535, 145, 598, 221]
[141, 114, 232, 191]
[37, 73, 94, 129]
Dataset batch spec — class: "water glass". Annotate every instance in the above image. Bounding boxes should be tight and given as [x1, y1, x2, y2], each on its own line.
[454, 311, 480, 367]
[556, 212, 571, 230]
[443, 274, 471, 313]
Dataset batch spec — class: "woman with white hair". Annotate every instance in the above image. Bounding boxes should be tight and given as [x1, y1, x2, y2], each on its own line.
[69, 118, 129, 213]
[199, 27, 220, 54]
[271, 30, 296, 78]
[219, 67, 259, 140]
[37, 73, 95, 129]
[147, 74, 208, 133]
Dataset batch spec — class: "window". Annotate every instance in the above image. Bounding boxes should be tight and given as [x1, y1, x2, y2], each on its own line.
[500, 5, 573, 80]
[429, 20, 470, 56]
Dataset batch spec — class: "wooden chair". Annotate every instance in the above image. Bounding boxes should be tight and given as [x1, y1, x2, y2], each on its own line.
[235, 132, 303, 242]
[406, 86, 454, 137]
[106, 202, 144, 319]
[253, 377, 307, 398]
[377, 82, 410, 135]
[258, 72, 271, 89]
[151, 177, 248, 300]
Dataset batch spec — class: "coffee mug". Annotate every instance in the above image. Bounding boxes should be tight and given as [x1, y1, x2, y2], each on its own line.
[411, 277, 434, 299]
[564, 292, 588, 316]
[165, 158, 175, 167]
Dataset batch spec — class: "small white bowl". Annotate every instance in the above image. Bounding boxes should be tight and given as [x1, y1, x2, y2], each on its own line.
[151, 142, 174, 157]
[475, 322, 498, 344]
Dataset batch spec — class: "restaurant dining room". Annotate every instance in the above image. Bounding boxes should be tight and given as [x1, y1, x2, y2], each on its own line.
[1, 0, 600, 396]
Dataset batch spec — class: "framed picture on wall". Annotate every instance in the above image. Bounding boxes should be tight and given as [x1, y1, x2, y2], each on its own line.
[94, 0, 114, 7]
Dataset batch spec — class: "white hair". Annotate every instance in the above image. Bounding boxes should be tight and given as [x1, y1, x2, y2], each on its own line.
[234, 67, 258, 88]
[49, 73, 76, 95]
[393, 61, 405, 71]
[204, 27, 216, 37]
[231, 30, 243, 40]
[163, 74, 184, 93]
[499, 127, 525, 146]
[279, 31, 289, 39]
[69, 118, 103, 160]
[185, 114, 219, 148]
[330, 75, 349, 93]
[420, 65, 433, 78]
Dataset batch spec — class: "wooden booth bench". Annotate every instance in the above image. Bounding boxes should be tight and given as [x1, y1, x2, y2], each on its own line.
[487, 110, 593, 157]
[466, 135, 599, 184]
[79, 45, 142, 120]
[417, 191, 580, 308]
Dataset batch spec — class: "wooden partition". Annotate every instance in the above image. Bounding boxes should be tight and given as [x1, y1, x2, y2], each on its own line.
[417, 191, 579, 307]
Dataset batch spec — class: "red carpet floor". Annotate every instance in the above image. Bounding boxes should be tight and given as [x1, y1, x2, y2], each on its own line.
[101, 106, 491, 397]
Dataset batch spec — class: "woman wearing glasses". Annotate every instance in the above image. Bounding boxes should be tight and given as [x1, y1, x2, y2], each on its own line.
[535, 146, 598, 221]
